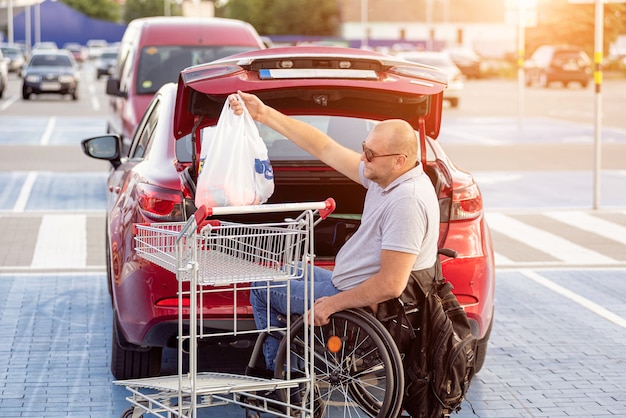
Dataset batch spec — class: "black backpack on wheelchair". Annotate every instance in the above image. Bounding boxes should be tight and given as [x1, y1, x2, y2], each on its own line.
[377, 254, 477, 418]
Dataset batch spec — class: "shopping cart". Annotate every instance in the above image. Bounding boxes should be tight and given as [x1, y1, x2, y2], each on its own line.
[115, 199, 337, 418]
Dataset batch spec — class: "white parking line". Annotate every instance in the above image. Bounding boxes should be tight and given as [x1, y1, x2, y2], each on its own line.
[521, 269, 626, 329]
[31, 214, 86, 269]
[544, 211, 626, 246]
[13, 171, 37, 213]
[486, 212, 617, 265]
[89, 84, 100, 111]
[0, 94, 20, 111]
[39, 117, 56, 146]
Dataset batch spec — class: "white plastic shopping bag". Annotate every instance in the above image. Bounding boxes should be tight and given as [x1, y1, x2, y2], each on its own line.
[195, 94, 274, 207]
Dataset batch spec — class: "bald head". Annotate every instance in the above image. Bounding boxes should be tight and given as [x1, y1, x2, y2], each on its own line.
[371, 119, 418, 164]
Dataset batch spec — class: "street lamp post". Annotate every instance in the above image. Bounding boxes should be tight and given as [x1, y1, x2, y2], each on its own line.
[361, 0, 368, 48]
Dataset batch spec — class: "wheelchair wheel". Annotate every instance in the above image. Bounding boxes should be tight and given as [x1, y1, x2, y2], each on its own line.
[274, 308, 404, 417]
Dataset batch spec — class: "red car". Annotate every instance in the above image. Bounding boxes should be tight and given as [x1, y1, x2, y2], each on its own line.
[82, 46, 495, 380]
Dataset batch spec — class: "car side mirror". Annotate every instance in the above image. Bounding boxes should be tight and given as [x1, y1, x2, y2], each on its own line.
[81, 135, 123, 168]
[106, 77, 127, 98]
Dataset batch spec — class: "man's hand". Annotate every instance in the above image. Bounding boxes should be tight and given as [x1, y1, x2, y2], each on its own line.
[309, 296, 337, 326]
[228, 91, 265, 122]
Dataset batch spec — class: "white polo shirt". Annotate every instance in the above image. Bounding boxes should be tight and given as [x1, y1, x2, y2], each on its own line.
[331, 161, 440, 291]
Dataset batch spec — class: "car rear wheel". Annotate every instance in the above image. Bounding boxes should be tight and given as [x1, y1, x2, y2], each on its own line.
[474, 311, 493, 373]
[111, 313, 162, 379]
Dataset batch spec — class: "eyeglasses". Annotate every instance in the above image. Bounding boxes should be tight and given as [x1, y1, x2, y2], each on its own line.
[361, 142, 407, 163]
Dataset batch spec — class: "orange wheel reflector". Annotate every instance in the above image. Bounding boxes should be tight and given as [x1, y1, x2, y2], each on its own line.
[327, 335, 342, 353]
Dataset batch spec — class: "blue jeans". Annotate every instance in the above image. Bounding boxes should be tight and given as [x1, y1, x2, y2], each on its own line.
[250, 265, 339, 370]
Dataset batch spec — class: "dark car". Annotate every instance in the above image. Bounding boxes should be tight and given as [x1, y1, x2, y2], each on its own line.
[22, 50, 79, 100]
[525, 45, 592, 88]
[82, 46, 495, 380]
[96, 47, 118, 79]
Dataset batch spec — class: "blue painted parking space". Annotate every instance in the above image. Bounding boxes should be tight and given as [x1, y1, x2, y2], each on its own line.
[27, 173, 107, 211]
[1, 270, 624, 417]
[0, 118, 50, 145]
[0, 172, 107, 212]
[0, 173, 26, 210]
[0, 117, 107, 146]
[48, 118, 108, 145]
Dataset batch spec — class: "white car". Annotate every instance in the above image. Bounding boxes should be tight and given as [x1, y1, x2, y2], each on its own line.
[86, 39, 108, 60]
[397, 51, 464, 108]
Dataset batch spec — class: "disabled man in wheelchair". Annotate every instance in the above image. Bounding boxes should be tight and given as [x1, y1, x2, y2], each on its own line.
[229, 91, 440, 371]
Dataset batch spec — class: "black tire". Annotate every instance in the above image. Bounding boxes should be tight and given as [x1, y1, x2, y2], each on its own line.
[474, 311, 494, 373]
[111, 313, 162, 379]
[274, 309, 404, 418]
[105, 227, 114, 306]
[120, 408, 140, 418]
[22, 87, 30, 100]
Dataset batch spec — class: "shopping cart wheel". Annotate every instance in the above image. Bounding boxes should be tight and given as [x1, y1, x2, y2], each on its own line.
[274, 308, 404, 417]
[244, 408, 261, 418]
[120, 407, 142, 418]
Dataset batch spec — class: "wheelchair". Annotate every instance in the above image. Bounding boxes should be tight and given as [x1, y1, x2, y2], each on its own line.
[245, 307, 406, 418]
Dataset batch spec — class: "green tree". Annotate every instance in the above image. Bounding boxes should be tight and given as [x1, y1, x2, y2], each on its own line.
[124, 0, 183, 24]
[59, 0, 121, 23]
[526, 0, 626, 58]
[216, 0, 341, 36]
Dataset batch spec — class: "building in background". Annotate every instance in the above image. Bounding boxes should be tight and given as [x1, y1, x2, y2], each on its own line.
[338, 0, 519, 58]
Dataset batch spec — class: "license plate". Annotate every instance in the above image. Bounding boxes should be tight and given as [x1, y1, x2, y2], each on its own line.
[40, 82, 61, 91]
[563, 63, 579, 71]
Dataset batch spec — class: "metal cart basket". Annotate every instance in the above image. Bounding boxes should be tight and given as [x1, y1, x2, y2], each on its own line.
[114, 199, 336, 418]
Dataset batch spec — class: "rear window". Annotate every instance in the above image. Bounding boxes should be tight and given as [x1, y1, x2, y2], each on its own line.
[30, 54, 72, 67]
[136, 45, 259, 94]
[552, 50, 590, 66]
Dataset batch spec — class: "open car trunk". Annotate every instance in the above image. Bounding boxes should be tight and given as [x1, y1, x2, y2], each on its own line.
[185, 159, 452, 263]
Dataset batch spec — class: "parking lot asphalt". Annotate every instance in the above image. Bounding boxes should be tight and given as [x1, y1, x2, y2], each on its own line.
[1, 269, 625, 417]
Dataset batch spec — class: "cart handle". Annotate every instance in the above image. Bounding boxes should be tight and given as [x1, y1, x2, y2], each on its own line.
[194, 198, 336, 224]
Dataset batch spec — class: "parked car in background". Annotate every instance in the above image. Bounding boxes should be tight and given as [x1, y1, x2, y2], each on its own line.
[21, 50, 80, 100]
[96, 47, 119, 79]
[86, 39, 108, 59]
[524, 45, 592, 88]
[32, 41, 58, 52]
[105, 16, 265, 148]
[0, 43, 26, 73]
[82, 46, 495, 380]
[0, 49, 7, 98]
[446, 47, 482, 79]
[62, 42, 87, 63]
[397, 50, 464, 107]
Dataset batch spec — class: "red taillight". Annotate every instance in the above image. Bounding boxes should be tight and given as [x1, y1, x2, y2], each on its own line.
[450, 183, 482, 221]
[136, 183, 184, 221]
[156, 297, 190, 308]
